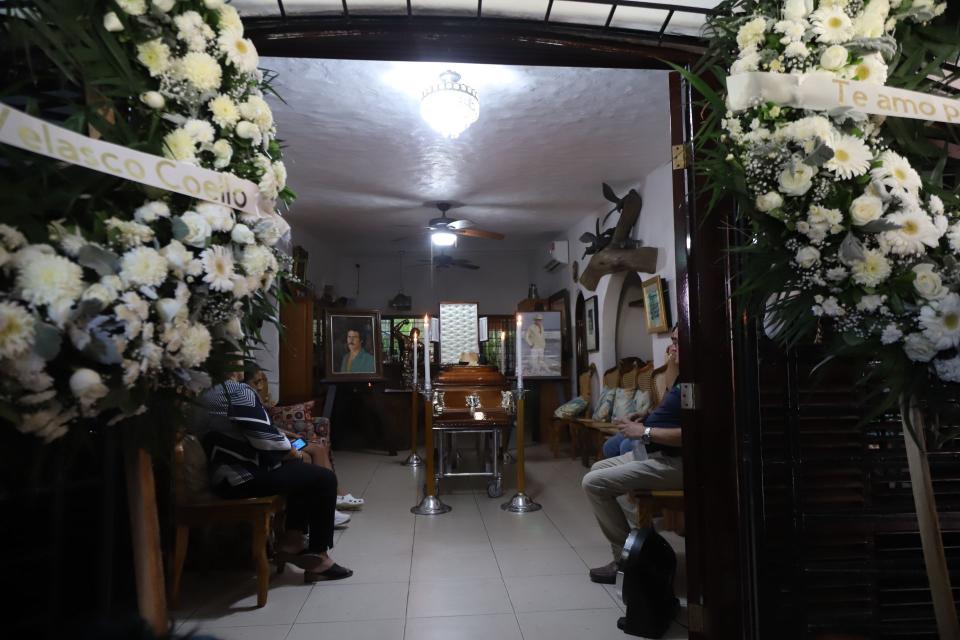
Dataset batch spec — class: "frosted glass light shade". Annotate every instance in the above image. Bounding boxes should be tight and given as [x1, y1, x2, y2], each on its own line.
[431, 231, 457, 246]
[420, 71, 480, 138]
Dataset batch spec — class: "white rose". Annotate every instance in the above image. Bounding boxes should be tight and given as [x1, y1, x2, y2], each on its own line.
[904, 332, 938, 362]
[152, 0, 176, 12]
[778, 164, 816, 197]
[70, 368, 109, 406]
[795, 246, 821, 268]
[139, 91, 165, 109]
[230, 223, 255, 244]
[849, 194, 884, 226]
[178, 211, 212, 248]
[820, 45, 849, 71]
[784, 0, 813, 20]
[912, 264, 947, 300]
[103, 12, 123, 32]
[755, 191, 783, 212]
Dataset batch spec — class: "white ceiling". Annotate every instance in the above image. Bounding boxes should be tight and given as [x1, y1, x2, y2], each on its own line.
[265, 57, 670, 251]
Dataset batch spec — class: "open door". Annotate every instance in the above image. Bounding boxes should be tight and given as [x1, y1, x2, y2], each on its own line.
[669, 71, 753, 639]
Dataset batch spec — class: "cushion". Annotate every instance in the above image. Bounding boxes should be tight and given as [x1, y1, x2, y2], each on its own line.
[611, 387, 638, 421]
[269, 401, 315, 432]
[554, 396, 588, 419]
[177, 434, 217, 503]
[634, 390, 654, 417]
[592, 386, 617, 421]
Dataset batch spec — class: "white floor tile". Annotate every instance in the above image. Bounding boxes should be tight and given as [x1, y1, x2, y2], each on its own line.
[185, 624, 291, 639]
[406, 577, 513, 618]
[296, 582, 409, 623]
[494, 544, 588, 577]
[191, 583, 311, 628]
[332, 552, 412, 584]
[517, 608, 628, 640]
[287, 619, 404, 640]
[504, 574, 617, 613]
[410, 549, 501, 582]
[404, 613, 523, 640]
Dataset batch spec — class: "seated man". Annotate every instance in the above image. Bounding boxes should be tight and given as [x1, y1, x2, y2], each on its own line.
[195, 367, 353, 582]
[581, 327, 682, 584]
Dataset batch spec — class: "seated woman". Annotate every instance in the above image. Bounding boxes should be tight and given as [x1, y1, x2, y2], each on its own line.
[196, 368, 353, 582]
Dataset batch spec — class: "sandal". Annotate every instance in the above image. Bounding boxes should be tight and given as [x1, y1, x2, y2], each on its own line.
[336, 494, 364, 510]
[304, 563, 353, 583]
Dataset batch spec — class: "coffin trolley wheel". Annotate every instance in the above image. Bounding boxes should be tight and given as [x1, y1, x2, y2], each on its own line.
[487, 477, 503, 498]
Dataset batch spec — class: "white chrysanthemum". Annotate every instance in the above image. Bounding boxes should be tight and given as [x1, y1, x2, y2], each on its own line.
[935, 356, 960, 383]
[258, 163, 279, 200]
[778, 163, 817, 196]
[273, 161, 287, 191]
[184, 119, 215, 144]
[0, 301, 35, 359]
[856, 294, 886, 312]
[120, 247, 168, 288]
[854, 0, 889, 37]
[19, 402, 76, 443]
[162, 128, 196, 163]
[196, 202, 235, 232]
[239, 95, 273, 130]
[241, 245, 276, 279]
[872, 151, 922, 193]
[174, 10, 214, 52]
[208, 94, 240, 128]
[218, 31, 259, 73]
[947, 222, 960, 253]
[81, 281, 119, 307]
[784, 41, 810, 58]
[904, 332, 938, 362]
[881, 323, 903, 345]
[178, 211, 212, 248]
[218, 4, 244, 34]
[161, 240, 194, 274]
[212, 139, 233, 169]
[882, 209, 941, 255]
[737, 16, 768, 50]
[811, 6, 853, 43]
[134, 201, 170, 224]
[928, 195, 944, 216]
[777, 116, 835, 145]
[849, 194, 884, 226]
[201, 245, 236, 291]
[235, 121, 262, 145]
[774, 19, 806, 43]
[177, 52, 223, 92]
[731, 48, 762, 75]
[820, 296, 845, 317]
[116, 0, 146, 15]
[106, 218, 155, 248]
[913, 264, 947, 300]
[850, 249, 892, 287]
[254, 216, 289, 247]
[17, 253, 85, 307]
[115, 292, 149, 339]
[826, 266, 848, 282]
[850, 53, 888, 84]
[136, 39, 171, 78]
[820, 45, 849, 70]
[825, 132, 872, 179]
[920, 293, 960, 350]
[0, 224, 26, 251]
[179, 324, 212, 368]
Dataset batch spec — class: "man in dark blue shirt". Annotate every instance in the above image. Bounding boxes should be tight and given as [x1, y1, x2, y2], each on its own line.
[582, 327, 682, 584]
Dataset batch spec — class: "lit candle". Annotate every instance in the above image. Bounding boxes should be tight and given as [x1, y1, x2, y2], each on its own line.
[516, 313, 523, 390]
[412, 328, 419, 389]
[424, 315, 431, 391]
[499, 330, 506, 374]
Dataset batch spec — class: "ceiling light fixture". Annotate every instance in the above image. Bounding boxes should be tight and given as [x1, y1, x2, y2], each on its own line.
[420, 70, 480, 138]
[431, 231, 457, 247]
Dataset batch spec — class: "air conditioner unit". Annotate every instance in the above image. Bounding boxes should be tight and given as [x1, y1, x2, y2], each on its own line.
[548, 240, 569, 264]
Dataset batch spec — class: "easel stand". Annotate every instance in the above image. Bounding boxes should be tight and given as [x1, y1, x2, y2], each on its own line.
[411, 391, 451, 515]
[125, 447, 168, 635]
[401, 386, 423, 467]
[502, 393, 541, 513]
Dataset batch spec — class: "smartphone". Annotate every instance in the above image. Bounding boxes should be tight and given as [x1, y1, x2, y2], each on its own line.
[291, 438, 307, 451]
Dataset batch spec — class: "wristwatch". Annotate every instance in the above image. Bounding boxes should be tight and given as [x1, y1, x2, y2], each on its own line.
[640, 426, 653, 445]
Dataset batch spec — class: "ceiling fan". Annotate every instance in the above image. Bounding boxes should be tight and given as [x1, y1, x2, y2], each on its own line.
[417, 252, 480, 270]
[394, 202, 505, 245]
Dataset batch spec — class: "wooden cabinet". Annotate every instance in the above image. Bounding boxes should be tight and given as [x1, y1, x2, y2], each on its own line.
[279, 293, 315, 404]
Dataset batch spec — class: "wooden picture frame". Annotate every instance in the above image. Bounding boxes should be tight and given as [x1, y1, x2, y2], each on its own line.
[641, 275, 670, 333]
[547, 289, 571, 375]
[323, 309, 383, 381]
[518, 310, 564, 379]
[584, 295, 599, 352]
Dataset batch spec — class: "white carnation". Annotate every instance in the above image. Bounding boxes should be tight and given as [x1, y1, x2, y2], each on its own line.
[731, 48, 762, 75]
[737, 16, 768, 50]
[241, 245, 277, 279]
[115, 292, 149, 340]
[212, 139, 233, 169]
[934, 356, 960, 383]
[106, 217, 155, 248]
[120, 247, 168, 288]
[929, 195, 944, 216]
[134, 201, 170, 224]
[0, 301, 35, 359]
[0, 224, 26, 251]
[239, 95, 273, 130]
[230, 223, 256, 244]
[174, 10, 214, 52]
[826, 266, 848, 282]
[904, 332, 938, 362]
[196, 202, 235, 232]
[235, 121, 262, 145]
[17, 253, 85, 307]
[784, 41, 810, 58]
[856, 294, 886, 312]
[881, 323, 903, 345]
[161, 240, 194, 274]
[184, 119, 215, 144]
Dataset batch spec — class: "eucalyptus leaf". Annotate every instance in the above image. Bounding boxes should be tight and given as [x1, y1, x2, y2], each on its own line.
[846, 36, 899, 60]
[859, 219, 902, 233]
[172, 217, 189, 241]
[77, 244, 120, 276]
[83, 329, 122, 365]
[839, 232, 867, 265]
[32, 322, 62, 361]
[803, 140, 835, 167]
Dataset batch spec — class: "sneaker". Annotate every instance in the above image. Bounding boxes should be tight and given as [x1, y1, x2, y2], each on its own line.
[336, 493, 365, 510]
[589, 561, 618, 584]
[334, 510, 351, 529]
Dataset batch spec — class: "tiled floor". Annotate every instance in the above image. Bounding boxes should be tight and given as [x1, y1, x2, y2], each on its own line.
[175, 444, 687, 640]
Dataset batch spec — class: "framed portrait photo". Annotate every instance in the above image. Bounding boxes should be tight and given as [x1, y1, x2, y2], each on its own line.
[324, 310, 383, 380]
[518, 311, 563, 378]
[641, 275, 670, 334]
[584, 295, 599, 353]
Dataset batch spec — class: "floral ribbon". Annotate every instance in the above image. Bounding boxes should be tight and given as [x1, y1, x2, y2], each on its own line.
[0, 103, 273, 215]
[727, 72, 960, 125]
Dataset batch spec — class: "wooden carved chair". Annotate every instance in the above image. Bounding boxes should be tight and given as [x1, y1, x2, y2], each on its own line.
[550, 364, 596, 458]
[169, 433, 285, 609]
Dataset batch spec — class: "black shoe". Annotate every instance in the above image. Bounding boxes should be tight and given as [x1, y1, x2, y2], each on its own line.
[589, 561, 618, 584]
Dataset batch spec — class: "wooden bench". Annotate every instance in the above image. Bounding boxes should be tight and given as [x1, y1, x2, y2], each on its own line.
[169, 434, 285, 609]
[629, 489, 685, 536]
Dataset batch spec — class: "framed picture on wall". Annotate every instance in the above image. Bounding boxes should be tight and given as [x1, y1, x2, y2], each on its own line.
[585, 295, 599, 352]
[518, 311, 563, 378]
[641, 275, 670, 333]
[548, 289, 571, 375]
[324, 310, 383, 380]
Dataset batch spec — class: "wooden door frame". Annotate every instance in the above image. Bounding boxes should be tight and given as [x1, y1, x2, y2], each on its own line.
[247, 18, 748, 639]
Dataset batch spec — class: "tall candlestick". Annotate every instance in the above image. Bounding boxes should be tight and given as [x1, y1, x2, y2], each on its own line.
[499, 330, 506, 374]
[424, 315, 431, 391]
[412, 328, 419, 389]
[516, 313, 523, 390]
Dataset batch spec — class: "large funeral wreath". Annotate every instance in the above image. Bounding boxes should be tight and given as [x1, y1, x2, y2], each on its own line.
[0, 0, 295, 442]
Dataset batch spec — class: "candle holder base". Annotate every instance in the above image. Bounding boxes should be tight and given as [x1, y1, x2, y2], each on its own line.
[401, 452, 424, 467]
[501, 492, 542, 513]
[411, 493, 452, 515]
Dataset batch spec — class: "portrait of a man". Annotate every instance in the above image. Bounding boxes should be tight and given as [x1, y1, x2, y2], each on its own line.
[340, 326, 375, 373]
[325, 311, 383, 380]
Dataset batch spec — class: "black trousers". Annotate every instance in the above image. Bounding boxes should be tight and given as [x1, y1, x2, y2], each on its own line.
[220, 462, 337, 553]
